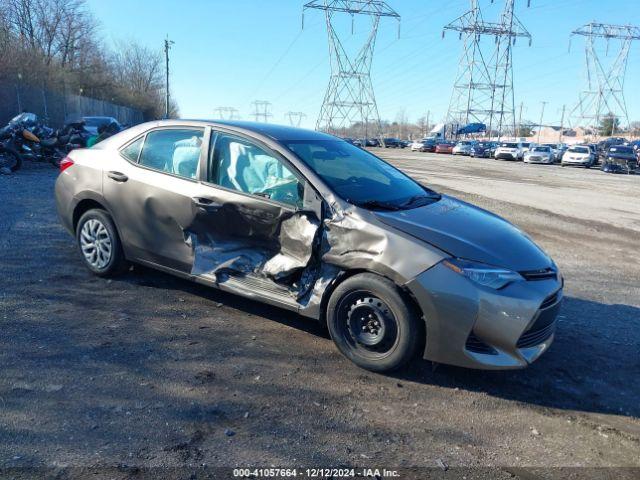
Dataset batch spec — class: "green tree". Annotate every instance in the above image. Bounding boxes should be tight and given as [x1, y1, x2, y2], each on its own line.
[599, 113, 621, 137]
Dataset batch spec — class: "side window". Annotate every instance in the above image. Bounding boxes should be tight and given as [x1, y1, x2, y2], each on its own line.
[209, 133, 304, 208]
[120, 136, 144, 163]
[137, 129, 204, 179]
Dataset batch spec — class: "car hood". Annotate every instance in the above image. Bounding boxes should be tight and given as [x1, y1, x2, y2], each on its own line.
[608, 153, 635, 160]
[374, 195, 552, 272]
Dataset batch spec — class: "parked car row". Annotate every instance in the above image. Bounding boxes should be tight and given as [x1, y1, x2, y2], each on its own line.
[401, 136, 639, 174]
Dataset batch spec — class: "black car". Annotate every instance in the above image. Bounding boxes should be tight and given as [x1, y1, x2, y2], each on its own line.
[383, 138, 404, 148]
[602, 146, 637, 174]
[470, 142, 496, 158]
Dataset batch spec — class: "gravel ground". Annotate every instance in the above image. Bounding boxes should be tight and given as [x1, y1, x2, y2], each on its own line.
[0, 153, 639, 479]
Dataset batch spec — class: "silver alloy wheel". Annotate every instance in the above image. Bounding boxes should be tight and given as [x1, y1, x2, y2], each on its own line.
[80, 218, 112, 269]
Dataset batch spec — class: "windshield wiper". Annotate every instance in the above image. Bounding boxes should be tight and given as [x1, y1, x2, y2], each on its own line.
[400, 193, 441, 209]
[356, 200, 402, 211]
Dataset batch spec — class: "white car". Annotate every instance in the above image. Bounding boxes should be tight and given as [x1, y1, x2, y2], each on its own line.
[494, 142, 524, 161]
[452, 141, 475, 155]
[410, 140, 425, 152]
[561, 145, 595, 168]
[524, 146, 555, 164]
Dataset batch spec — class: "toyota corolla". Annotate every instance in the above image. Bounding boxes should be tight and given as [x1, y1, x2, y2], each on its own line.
[55, 120, 563, 372]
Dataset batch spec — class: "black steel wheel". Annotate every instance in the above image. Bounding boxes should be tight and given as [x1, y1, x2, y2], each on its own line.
[326, 273, 423, 372]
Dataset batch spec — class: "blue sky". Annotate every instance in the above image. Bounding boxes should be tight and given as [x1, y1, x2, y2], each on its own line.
[87, 0, 640, 129]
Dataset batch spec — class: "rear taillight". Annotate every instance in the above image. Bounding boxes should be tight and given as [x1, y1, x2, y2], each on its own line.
[59, 156, 74, 172]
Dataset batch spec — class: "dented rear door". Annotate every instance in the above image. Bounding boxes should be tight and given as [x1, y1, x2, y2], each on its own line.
[104, 127, 205, 272]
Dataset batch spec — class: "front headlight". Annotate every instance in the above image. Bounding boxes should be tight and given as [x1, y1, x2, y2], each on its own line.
[443, 258, 523, 290]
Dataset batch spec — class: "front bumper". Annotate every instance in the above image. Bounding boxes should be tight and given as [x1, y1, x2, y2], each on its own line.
[495, 152, 519, 160]
[406, 262, 563, 370]
[562, 158, 590, 166]
[525, 156, 553, 164]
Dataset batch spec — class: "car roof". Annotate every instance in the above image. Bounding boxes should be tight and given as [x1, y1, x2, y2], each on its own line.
[196, 120, 338, 141]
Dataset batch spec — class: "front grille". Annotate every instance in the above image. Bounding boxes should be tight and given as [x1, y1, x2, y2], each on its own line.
[540, 290, 561, 309]
[520, 268, 557, 281]
[517, 321, 556, 348]
[466, 332, 497, 355]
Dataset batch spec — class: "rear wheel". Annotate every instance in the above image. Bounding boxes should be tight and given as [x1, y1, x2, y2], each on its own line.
[326, 273, 423, 372]
[76, 209, 128, 277]
[0, 146, 23, 172]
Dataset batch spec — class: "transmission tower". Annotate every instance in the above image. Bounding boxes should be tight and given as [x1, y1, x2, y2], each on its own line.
[569, 23, 640, 137]
[443, 0, 532, 139]
[214, 107, 240, 120]
[286, 111, 307, 127]
[251, 101, 273, 123]
[303, 1, 400, 139]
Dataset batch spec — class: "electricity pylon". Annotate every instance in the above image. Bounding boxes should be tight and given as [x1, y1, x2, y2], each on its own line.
[286, 111, 307, 127]
[443, 0, 531, 139]
[251, 101, 273, 123]
[214, 107, 240, 120]
[569, 22, 640, 138]
[303, 1, 400, 139]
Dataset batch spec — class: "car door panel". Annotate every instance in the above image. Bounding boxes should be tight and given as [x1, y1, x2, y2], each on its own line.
[185, 183, 320, 283]
[103, 128, 204, 272]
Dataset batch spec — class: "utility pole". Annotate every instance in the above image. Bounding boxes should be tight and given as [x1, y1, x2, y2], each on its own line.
[569, 23, 640, 138]
[558, 104, 566, 143]
[251, 101, 273, 123]
[425, 110, 431, 137]
[537, 101, 548, 144]
[164, 36, 175, 119]
[303, 1, 400, 139]
[214, 107, 240, 120]
[285, 111, 307, 127]
[517, 102, 524, 138]
[444, 0, 532, 140]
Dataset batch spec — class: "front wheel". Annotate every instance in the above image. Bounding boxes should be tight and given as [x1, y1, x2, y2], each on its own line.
[326, 273, 423, 372]
[0, 146, 23, 172]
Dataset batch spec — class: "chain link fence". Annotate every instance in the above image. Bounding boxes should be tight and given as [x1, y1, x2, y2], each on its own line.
[0, 80, 144, 128]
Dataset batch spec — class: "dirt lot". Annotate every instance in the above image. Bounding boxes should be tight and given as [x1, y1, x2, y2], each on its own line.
[1, 152, 639, 478]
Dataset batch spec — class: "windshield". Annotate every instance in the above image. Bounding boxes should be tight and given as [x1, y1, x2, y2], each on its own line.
[569, 147, 589, 154]
[609, 147, 633, 154]
[500, 143, 518, 148]
[9, 112, 37, 125]
[285, 139, 440, 210]
[532, 147, 550, 152]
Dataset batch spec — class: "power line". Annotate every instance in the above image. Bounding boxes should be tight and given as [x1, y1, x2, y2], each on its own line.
[214, 107, 240, 120]
[285, 111, 307, 127]
[303, 0, 400, 139]
[569, 22, 640, 138]
[443, 0, 532, 139]
[251, 100, 273, 122]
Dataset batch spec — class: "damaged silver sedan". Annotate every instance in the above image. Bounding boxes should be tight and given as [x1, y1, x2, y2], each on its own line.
[55, 120, 563, 372]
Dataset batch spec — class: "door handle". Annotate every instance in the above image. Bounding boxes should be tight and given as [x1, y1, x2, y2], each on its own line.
[107, 171, 128, 182]
[192, 197, 222, 210]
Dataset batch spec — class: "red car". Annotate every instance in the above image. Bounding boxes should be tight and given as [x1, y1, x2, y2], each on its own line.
[435, 142, 454, 154]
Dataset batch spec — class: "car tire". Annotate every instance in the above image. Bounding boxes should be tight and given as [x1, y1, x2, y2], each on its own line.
[76, 209, 128, 277]
[326, 273, 423, 372]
